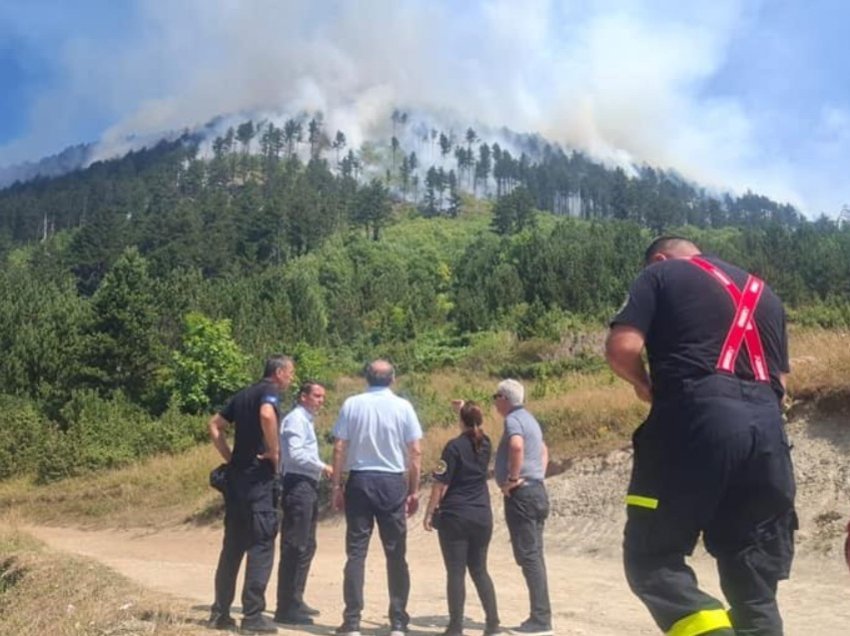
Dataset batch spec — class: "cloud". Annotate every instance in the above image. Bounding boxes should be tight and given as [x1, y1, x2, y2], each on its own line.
[2, 0, 847, 215]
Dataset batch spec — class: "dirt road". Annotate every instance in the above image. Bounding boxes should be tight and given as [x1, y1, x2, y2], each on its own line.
[22, 412, 850, 635]
[26, 500, 850, 635]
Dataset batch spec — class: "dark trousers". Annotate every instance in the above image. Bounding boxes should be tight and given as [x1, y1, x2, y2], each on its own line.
[624, 375, 796, 636]
[276, 473, 319, 614]
[504, 481, 551, 628]
[342, 471, 410, 629]
[212, 473, 279, 619]
[437, 514, 499, 631]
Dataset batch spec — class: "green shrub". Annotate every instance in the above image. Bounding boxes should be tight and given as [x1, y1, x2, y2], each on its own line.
[0, 395, 49, 479]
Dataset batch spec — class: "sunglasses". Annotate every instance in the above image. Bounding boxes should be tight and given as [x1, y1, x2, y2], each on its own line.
[492, 393, 503, 400]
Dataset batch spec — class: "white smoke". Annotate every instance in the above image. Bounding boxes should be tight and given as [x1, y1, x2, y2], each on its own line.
[1, 0, 845, 215]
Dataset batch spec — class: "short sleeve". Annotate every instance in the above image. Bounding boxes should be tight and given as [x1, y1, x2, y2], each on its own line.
[403, 401, 423, 443]
[779, 307, 791, 374]
[433, 442, 459, 485]
[219, 399, 236, 423]
[610, 267, 659, 337]
[505, 413, 523, 438]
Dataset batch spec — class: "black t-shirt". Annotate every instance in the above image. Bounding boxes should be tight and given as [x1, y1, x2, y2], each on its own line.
[611, 255, 790, 400]
[220, 379, 282, 474]
[433, 433, 492, 523]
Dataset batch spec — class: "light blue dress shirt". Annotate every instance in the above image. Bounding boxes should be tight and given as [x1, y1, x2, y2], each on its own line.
[280, 404, 326, 481]
[332, 386, 423, 473]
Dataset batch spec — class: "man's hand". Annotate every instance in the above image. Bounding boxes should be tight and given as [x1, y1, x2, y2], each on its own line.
[450, 399, 465, 414]
[500, 478, 524, 498]
[256, 449, 277, 463]
[322, 464, 334, 480]
[423, 510, 434, 532]
[332, 486, 345, 512]
[405, 493, 419, 517]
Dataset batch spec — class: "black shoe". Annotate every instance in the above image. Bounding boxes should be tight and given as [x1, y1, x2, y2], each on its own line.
[240, 614, 278, 634]
[440, 628, 464, 636]
[508, 622, 552, 636]
[207, 610, 237, 630]
[298, 601, 320, 616]
[273, 610, 314, 625]
[483, 624, 502, 636]
[389, 624, 408, 636]
[335, 624, 362, 636]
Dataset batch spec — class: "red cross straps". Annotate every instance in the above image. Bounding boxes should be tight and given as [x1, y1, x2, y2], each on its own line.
[689, 256, 770, 383]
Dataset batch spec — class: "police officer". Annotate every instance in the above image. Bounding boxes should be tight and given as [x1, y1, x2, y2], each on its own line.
[274, 381, 332, 625]
[207, 355, 295, 634]
[423, 400, 500, 636]
[606, 237, 796, 635]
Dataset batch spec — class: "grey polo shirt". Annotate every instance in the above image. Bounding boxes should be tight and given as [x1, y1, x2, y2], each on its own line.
[494, 406, 546, 485]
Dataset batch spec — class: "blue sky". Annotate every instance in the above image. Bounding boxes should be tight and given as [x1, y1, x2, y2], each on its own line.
[1, 0, 848, 217]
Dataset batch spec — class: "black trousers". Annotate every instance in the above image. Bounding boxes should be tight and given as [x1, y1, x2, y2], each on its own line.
[437, 513, 499, 631]
[276, 473, 319, 614]
[624, 375, 796, 636]
[212, 471, 279, 619]
[342, 471, 410, 629]
[504, 481, 552, 628]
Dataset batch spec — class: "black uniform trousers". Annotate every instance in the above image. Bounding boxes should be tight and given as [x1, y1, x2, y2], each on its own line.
[212, 468, 279, 619]
[504, 481, 552, 629]
[437, 513, 500, 631]
[624, 374, 796, 636]
[342, 471, 410, 630]
[276, 473, 320, 615]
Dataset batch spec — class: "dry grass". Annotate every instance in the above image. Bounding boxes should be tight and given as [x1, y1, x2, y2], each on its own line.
[786, 326, 850, 400]
[0, 524, 206, 635]
[0, 326, 845, 530]
[0, 445, 222, 528]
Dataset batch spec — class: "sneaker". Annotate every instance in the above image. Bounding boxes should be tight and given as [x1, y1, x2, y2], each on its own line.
[508, 622, 553, 636]
[389, 625, 408, 636]
[240, 614, 279, 634]
[207, 610, 237, 630]
[273, 611, 314, 625]
[335, 624, 362, 636]
[440, 629, 464, 636]
[483, 625, 502, 636]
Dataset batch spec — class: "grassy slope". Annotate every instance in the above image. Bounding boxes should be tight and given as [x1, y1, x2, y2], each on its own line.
[1, 326, 846, 529]
[0, 526, 203, 635]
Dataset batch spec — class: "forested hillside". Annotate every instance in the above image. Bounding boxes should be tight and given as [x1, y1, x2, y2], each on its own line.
[1, 113, 849, 483]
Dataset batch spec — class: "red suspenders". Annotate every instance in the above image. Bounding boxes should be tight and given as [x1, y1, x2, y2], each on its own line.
[688, 256, 770, 383]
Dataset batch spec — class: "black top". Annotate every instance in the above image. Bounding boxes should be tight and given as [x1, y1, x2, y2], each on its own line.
[220, 379, 282, 475]
[612, 255, 789, 400]
[433, 433, 492, 523]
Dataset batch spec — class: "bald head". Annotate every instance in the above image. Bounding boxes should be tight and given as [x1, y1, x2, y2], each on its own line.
[644, 236, 701, 266]
[365, 359, 395, 387]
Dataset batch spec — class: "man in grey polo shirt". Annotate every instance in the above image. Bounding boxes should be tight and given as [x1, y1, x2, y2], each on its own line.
[274, 381, 332, 625]
[331, 359, 423, 636]
[493, 379, 552, 636]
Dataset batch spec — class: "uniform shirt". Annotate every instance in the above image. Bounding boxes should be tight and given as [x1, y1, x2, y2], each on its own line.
[494, 407, 546, 485]
[433, 434, 492, 524]
[332, 386, 423, 473]
[280, 404, 325, 481]
[612, 255, 789, 400]
[219, 379, 281, 473]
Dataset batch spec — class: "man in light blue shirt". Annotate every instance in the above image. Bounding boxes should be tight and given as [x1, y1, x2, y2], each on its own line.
[273, 382, 332, 626]
[331, 360, 423, 636]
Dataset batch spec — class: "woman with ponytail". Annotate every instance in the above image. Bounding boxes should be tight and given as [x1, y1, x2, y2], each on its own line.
[424, 400, 500, 636]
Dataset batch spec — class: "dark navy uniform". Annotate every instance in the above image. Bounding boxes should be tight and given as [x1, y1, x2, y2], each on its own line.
[613, 255, 796, 636]
[433, 434, 499, 634]
[211, 380, 282, 622]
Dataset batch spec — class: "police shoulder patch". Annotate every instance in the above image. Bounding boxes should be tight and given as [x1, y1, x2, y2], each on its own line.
[433, 459, 448, 476]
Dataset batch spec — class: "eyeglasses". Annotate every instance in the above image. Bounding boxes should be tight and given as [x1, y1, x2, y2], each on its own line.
[492, 393, 503, 400]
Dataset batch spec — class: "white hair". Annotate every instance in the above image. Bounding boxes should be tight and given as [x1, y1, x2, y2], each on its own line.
[497, 379, 524, 407]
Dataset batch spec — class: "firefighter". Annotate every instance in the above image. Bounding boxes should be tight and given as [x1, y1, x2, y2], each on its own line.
[605, 236, 796, 636]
